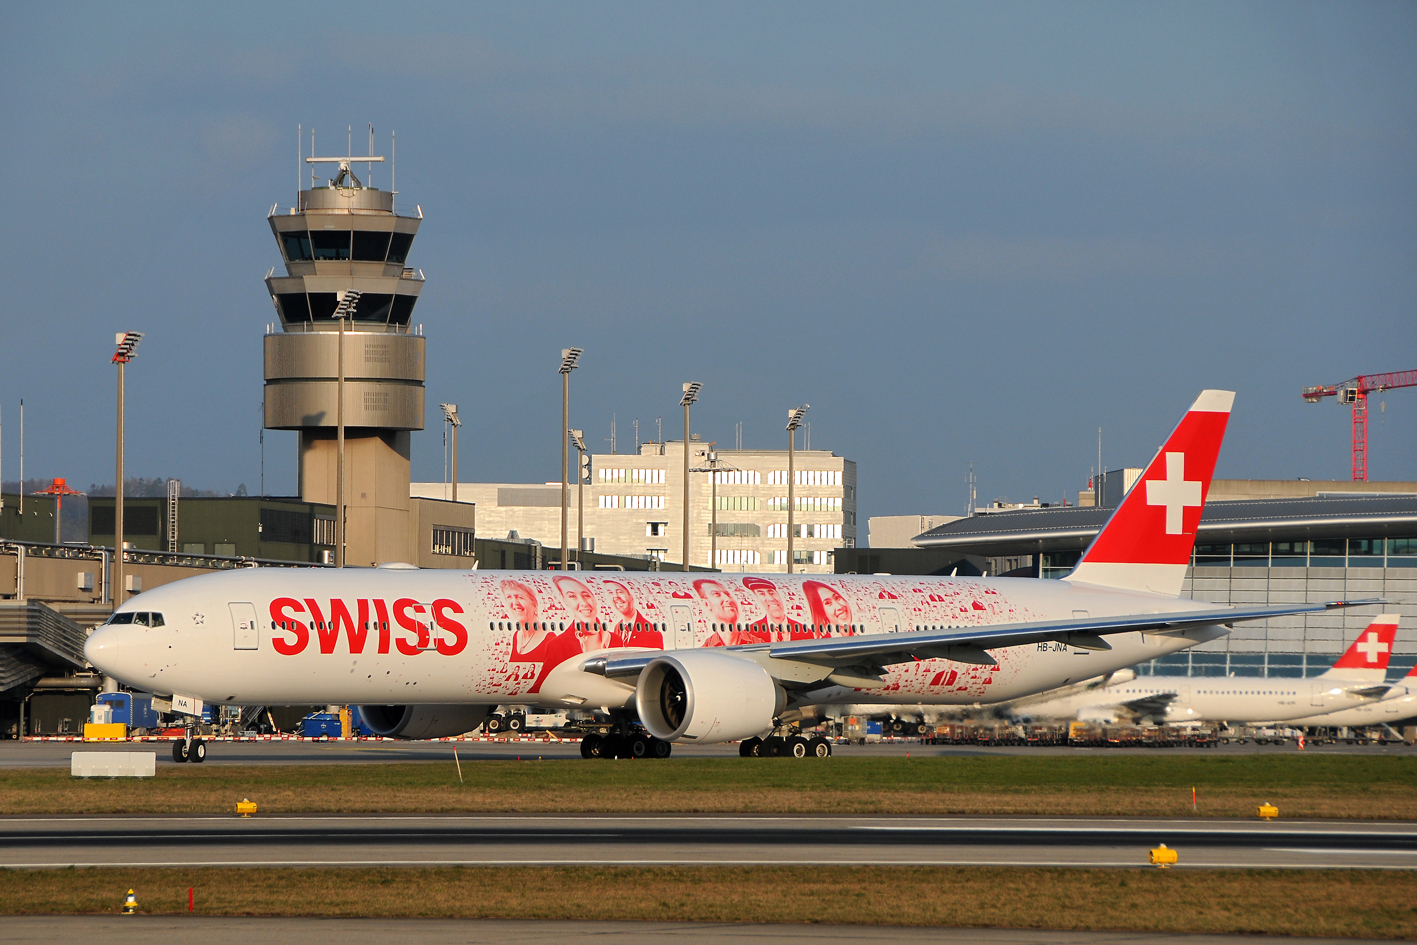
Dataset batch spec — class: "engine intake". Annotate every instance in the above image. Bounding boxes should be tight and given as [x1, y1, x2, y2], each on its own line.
[635, 651, 782, 743]
[358, 704, 491, 739]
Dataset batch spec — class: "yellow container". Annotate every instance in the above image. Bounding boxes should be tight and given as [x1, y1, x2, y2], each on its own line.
[83, 722, 128, 742]
[1149, 844, 1178, 868]
[235, 798, 258, 817]
[1257, 803, 1279, 820]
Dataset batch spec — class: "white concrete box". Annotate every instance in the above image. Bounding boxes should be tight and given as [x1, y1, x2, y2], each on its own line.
[71, 751, 156, 778]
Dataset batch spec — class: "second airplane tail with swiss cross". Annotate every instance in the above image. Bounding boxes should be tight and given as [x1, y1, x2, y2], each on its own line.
[1066, 390, 1235, 597]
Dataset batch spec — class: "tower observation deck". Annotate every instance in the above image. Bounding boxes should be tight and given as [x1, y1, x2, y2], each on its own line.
[263, 151, 426, 566]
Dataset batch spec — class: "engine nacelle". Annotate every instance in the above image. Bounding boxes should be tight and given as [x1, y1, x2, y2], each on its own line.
[358, 704, 491, 740]
[635, 651, 782, 743]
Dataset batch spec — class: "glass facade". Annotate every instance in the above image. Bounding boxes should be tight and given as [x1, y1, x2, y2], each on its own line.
[310, 230, 351, 260]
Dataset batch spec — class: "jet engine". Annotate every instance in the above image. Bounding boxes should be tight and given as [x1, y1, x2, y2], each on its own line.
[635, 651, 783, 743]
[358, 704, 491, 740]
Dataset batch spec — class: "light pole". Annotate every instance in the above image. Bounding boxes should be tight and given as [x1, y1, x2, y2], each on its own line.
[331, 290, 360, 568]
[559, 348, 583, 571]
[690, 447, 737, 570]
[570, 428, 586, 564]
[111, 331, 143, 603]
[680, 382, 701, 572]
[440, 403, 460, 502]
[786, 405, 809, 574]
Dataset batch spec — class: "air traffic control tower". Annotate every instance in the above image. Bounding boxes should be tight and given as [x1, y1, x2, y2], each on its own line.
[263, 152, 425, 567]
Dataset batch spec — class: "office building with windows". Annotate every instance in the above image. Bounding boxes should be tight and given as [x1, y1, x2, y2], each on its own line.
[412, 439, 856, 572]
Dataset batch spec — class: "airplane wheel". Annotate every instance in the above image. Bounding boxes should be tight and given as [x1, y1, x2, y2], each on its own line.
[172, 740, 189, 763]
[580, 734, 602, 759]
[602, 735, 628, 759]
[760, 736, 785, 757]
[809, 736, 831, 758]
[629, 734, 652, 759]
[486, 715, 504, 734]
[652, 738, 672, 759]
[506, 714, 524, 733]
[788, 736, 809, 758]
[740, 737, 762, 757]
[191, 740, 206, 763]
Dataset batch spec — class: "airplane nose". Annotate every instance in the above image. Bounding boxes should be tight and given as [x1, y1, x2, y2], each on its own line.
[84, 627, 123, 677]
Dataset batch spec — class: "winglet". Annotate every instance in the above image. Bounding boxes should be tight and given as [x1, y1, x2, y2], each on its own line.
[1067, 390, 1234, 597]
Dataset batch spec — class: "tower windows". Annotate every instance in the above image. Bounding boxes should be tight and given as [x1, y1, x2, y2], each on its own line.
[389, 295, 417, 325]
[387, 231, 414, 265]
[281, 232, 313, 261]
[310, 230, 351, 260]
[353, 230, 392, 262]
[276, 293, 311, 321]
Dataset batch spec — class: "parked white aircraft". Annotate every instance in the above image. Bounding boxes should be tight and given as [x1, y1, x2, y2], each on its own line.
[1287, 620, 1417, 731]
[1008, 615, 1399, 725]
[85, 390, 1381, 759]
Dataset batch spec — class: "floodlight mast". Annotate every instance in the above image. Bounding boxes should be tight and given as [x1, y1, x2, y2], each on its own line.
[439, 405, 461, 501]
[786, 405, 809, 574]
[570, 429, 587, 564]
[111, 331, 143, 603]
[691, 447, 738, 570]
[559, 348, 583, 570]
[680, 383, 701, 572]
[331, 291, 360, 567]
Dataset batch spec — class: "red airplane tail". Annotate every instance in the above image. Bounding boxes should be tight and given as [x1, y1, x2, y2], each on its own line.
[1067, 390, 1234, 597]
[1319, 615, 1399, 683]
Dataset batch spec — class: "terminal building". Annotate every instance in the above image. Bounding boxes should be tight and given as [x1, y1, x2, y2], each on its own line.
[843, 477, 1417, 679]
[414, 440, 857, 573]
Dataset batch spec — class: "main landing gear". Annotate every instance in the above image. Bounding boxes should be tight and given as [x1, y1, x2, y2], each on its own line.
[171, 727, 206, 763]
[739, 734, 832, 758]
[579, 730, 673, 760]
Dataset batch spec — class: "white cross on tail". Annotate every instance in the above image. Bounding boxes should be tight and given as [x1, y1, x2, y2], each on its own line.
[1356, 631, 1389, 663]
[1145, 452, 1203, 535]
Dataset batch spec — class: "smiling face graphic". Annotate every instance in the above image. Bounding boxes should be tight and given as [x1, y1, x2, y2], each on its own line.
[554, 576, 599, 623]
[501, 581, 539, 623]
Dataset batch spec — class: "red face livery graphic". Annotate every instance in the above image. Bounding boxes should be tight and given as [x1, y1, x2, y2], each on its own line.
[268, 598, 466, 656]
[602, 579, 662, 649]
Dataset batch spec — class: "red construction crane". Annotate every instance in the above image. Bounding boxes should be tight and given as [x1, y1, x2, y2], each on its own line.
[1302, 369, 1417, 481]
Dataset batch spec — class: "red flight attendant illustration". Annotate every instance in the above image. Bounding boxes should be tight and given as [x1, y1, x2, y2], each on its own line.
[555, 574, 614, 650]
[503, 578, 582, 693]
[603, 580, 662, 649]
[803, 579, 855, 636]
[742, 576, 806, 641]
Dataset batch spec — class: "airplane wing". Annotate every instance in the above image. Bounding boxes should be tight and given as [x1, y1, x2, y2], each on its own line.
[586, 598, 1383, 685]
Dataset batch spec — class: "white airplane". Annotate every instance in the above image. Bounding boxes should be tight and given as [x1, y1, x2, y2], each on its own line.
[85, 390, 1381, 760]
[1006, 615, 1398, 725]
[1287, 621, 1417, 732]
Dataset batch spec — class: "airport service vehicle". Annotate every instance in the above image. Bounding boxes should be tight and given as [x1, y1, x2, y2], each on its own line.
[85, 390, 1381, 759]
[1008, 615, 1399, 725]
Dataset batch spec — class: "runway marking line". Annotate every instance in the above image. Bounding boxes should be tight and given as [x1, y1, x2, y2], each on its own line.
[3, 859, 1417, 870]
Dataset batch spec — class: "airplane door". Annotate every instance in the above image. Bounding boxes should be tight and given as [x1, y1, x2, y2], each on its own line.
[1310, 683, 1324, 707]
[230, 602, 259, 650]
[878, 606, 902, 633]
[670, 605, 694, 650]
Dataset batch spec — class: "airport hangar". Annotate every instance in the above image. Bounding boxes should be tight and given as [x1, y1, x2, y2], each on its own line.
[840, 478, 1417, 680]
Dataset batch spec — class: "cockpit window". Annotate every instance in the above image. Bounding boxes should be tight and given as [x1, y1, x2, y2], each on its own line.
[106, 611, 163, 626]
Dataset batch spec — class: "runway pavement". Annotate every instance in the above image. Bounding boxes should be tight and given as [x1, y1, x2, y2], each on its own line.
[0, 917, 1392, 945]
[2, 814, 1414, 870]
[2, 737, 1412, 768]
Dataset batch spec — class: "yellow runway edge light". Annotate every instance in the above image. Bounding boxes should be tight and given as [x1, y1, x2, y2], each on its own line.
[1149, 843, 1178, 868]
[236, 798, 258, 817]
[1257, 803, 1279, 820]
[122, 889, 138, 915]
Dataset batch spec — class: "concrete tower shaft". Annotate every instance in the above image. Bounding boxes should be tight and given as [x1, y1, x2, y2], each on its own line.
[261, 155, 427, 566]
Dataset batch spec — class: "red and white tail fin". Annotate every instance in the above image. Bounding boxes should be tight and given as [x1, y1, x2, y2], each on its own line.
[1067, 390, 1234, 597]
[1319, 615, 1398, 683]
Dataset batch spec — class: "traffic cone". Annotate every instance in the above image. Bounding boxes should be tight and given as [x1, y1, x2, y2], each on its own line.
[122, 888, 138, 915]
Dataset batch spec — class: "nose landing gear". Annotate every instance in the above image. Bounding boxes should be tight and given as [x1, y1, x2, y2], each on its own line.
[172, 727, 206, 763]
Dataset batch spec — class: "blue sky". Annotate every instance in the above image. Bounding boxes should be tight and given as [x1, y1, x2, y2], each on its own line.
[0, 2, 1412, 524]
